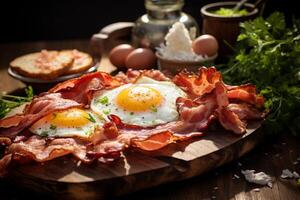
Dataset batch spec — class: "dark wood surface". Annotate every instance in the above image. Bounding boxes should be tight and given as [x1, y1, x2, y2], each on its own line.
[0, 40, 299, 200]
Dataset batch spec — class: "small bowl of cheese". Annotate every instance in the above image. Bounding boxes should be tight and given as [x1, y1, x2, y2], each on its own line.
[156, 22, 218, 74]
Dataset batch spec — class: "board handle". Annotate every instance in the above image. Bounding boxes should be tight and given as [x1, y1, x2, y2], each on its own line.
[90, 22, 135, 60]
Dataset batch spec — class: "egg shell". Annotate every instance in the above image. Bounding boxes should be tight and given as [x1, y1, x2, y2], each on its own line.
[109, 44, 134, 68]
[125, 48, 157, 69]
[192, 34, 219, 57]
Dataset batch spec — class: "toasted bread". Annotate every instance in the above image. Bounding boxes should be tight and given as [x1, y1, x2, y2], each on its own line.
[61, 50, 93, 75]
[10, 50, 74, 80]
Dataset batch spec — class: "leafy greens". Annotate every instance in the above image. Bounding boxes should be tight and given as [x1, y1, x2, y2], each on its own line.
[222, 12, 300, 135]
[0, 86, 34, 119]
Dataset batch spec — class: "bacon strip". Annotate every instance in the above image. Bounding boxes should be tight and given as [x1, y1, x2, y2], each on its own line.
[227, 103, 264, 120]
[7, 136, 88, 162]
[217, 107, 246, 134]
[0, 93, 81, 138]
[226, 84, 264, 107]
[115, 69, 170, 83]
[49, 71, 122, 104]
[215, 82, 247, 134]
[173, 67, 221, 98]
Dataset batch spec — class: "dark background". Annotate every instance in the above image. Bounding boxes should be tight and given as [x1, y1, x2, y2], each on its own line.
[0, 0, 298, 43]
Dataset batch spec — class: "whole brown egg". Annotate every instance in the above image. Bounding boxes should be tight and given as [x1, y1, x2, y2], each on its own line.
[192, 34, 219, 57]
[109, 44, 134, 68]
[125, 48, 157, 69]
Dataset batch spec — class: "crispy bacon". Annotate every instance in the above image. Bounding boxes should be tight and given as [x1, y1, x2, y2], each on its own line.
[227, 103, 264, 120]
[49, 71, 122, 104]
[218, 107, 246, 134]
[226, 84, 264, 107]
[0, 93, 81, 138]
[7, 136, 88, 162]
[214, 82, 247, 134]
[115, 69, 170, 83]
[0, 135, 126, 175]
[173, 67, 221, 98]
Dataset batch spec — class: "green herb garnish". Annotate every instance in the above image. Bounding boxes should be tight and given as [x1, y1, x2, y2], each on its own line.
[97, 96, 109, 105]
[40, 131, 49, 137]
[150, 105, 158, 112]
[0, 86, 34, 119]
[222, 12, 300, 135]
[50, 124, 57, 130]
[87, 113, 96, 123]
[103, 109, 111, 115]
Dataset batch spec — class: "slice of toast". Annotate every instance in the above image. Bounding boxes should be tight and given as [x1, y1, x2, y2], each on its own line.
[61, 50, 93, 75]
[10, 50, 74, 80]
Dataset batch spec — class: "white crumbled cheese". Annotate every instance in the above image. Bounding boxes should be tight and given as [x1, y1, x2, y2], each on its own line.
[233, 174, 240, 179]
[241, 170, 273, 188]
[281, 169, 300, 179]
[164, 22, 193, 54]
[157, 22, 206, 61]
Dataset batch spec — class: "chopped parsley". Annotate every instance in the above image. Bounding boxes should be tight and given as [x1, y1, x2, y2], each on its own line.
[97, 96, 109, 105]
[85, 130, 91, 135]
[50, 124, 57, 130]
[103, 109, 111, 115]
[150, 105, 158, 112]
[40, 131, 49, 137]
[87, 113, 96, 123]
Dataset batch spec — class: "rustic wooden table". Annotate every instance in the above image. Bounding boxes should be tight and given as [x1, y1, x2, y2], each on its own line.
[0, 40, 299, 200]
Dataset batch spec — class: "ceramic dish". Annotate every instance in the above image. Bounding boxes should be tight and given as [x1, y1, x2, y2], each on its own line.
[8, 63, 98, 92]
[156, 52, 217, 74]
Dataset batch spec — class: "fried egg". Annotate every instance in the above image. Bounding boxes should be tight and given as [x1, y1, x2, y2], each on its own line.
[30, 108, 103, 138]
[91, 76, 187, 127]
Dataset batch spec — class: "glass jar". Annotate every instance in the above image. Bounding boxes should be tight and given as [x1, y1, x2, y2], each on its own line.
[132, 0, 199, 49]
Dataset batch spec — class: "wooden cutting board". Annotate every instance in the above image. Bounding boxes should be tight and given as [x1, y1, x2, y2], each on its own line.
[3, 23, 264, 199]
[5, 120, 263, 199]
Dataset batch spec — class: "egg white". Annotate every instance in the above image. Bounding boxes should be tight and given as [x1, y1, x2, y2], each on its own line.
[91, 76, 187, 127]
[29, 109, 104, 139]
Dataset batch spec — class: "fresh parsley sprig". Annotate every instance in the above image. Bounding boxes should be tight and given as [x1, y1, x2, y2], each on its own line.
[222, 12, 300, 135]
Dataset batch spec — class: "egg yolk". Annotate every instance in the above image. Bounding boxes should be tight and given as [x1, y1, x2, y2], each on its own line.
[116, 86, 163, 112]
[31, 108, 90, 129]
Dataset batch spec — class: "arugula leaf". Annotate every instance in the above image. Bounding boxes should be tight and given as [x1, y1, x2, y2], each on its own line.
[222, 12, 300, 135]
[0, 86, 34, 119]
